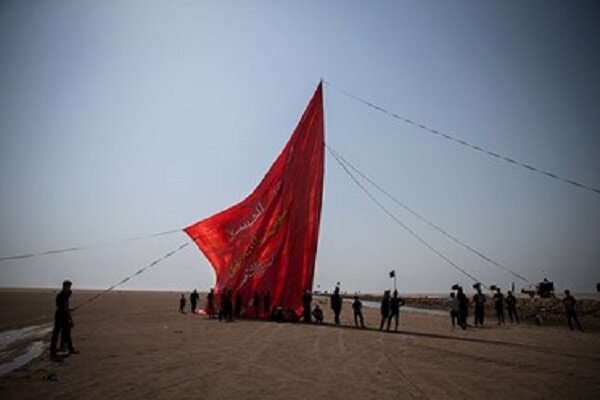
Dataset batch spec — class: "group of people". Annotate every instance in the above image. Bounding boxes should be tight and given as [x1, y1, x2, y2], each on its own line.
[201, 288, 272, 322]
[449, 285, 518, 329]
[179, 289, 201, 314]
[379, 290, 406, 331]
[177, 283, 584, 333]
[449, 284, 583, 331]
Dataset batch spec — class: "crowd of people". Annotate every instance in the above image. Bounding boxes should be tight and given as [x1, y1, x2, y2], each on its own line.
[173, 283, 586, 333]
[449, 284, 583, 331]
[177, 284, 411, 330]
[175, 283, 585, 333]
[47, 279, 586, 362]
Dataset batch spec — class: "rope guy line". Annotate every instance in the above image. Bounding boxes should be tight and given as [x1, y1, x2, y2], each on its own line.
[326, 145, 485, 286]
[329, 147, 531, 284]
[323, 80, 600, 197]
[0, 228, 181, 263]
[72, 241, 190, 311]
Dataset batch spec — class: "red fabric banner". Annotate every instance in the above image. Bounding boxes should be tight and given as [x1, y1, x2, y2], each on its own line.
[185, 83, 324, 317]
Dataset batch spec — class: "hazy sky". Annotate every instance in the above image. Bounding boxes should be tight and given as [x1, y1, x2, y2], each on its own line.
[1, 1, 599, 294]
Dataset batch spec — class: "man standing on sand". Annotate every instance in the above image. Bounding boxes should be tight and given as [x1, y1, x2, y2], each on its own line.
[493, 288, 505, 325]
[472, 286, 486, 327]
[352, 295, 365, 328]
[207, 288, 215, 319]
[387, 290, 405, 331]
[449, 292, 459, 328]
[562, 290, 583, 331]
[330, 286, 342, 325]
[50, 280, 77, 360]
[190, 289, 200, 314]
[457, 287, 469, 330]
[179, 294, 186, 313]
[505, 290, 519, 323]
[380, 290, 391, 330]
[302, 289, 312, 323]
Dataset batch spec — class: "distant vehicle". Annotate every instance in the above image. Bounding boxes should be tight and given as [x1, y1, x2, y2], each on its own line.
[521, 278, 555, 298]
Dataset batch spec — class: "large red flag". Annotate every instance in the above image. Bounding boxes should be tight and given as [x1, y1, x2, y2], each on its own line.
[185, 83, 324, 316]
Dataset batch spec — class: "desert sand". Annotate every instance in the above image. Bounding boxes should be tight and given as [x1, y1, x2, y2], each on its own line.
[1, 289, 599, 399]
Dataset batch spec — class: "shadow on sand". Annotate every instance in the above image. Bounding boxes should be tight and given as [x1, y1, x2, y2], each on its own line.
[250, 319, 600, 363]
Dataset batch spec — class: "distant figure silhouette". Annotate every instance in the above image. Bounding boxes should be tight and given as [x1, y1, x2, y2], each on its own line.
[379, 290, 391, 330]
[562, 290, 582, 331]
[179, 294, 186, 314]
[457, 287, 468, 329]
[207, 288, 215, 319]
[235, 291, 243, 318]
[387, 290, 405, 331]
[493, 288, 505, 325]
[505, 290, 519, 323]
[472, 288, 486, 326]
[352, 295, 365, 328]
[263, 291, 271, 318]
[190, 289, 199, 314]
[219, 288, 233, 322]
[449, 292, 459, 328]
[252, 291, 261, 318]
[312, 304, 324, 324]
[330, 286, 342, 325]
[285, 307, 299, 323]
[50, 280, 76, 360]
[302, 289, 312, 323]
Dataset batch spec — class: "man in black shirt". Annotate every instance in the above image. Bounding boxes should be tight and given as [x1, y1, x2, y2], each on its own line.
[505, 291, 519, 323]
[472, 287, 486, 326]
[50, 280, 76, 360]
[493, 288, 505, 325]
[562, 290, 582, 331]
[302, 290, 312, 323]
[330, 286, 342, 325]
[179, 294, 186, 313]
[352, 295, 365, 328]
[457, 287, 469, 330]
[190, 289, 199, 314]
[380, 290, 391, 330]
[387, 290, 405, 331]
[207, 288, 215, 319]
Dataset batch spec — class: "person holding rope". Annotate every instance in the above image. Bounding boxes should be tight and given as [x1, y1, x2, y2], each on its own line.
[50, 280, 77, 360]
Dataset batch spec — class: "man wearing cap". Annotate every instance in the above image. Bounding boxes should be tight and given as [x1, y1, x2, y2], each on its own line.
[50, 280, 77, 360]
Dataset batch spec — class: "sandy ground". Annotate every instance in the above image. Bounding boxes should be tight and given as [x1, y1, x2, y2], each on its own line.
[0, 289, 599, 399]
